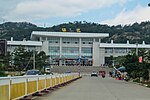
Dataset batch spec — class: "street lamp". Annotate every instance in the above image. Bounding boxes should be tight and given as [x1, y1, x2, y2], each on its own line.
[136, 42, 138, 56]
[33, 50, 35, 69]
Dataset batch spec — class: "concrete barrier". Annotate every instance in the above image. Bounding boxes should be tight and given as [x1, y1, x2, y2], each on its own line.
[0, 73, 80, 100]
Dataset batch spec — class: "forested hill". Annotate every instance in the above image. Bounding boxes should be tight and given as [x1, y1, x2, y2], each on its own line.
[0, 21, 150, 44]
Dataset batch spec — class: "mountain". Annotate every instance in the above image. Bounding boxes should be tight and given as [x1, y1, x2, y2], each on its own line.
[50, 21, 150, 44]
[0, 21, 150, 44]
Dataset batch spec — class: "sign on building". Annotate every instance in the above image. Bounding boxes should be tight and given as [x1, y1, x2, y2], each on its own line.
[139, 56, 142, 63]
[0, 40, 7, 56]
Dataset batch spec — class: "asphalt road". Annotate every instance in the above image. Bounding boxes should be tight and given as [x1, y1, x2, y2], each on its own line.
[37, 76, 150, 100]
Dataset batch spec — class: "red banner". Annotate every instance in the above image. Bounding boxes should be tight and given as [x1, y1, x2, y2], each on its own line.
[139, 56, 142, 63]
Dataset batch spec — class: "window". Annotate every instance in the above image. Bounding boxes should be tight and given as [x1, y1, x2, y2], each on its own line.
[41, 37, 46, 41]
[48, 37, 60, 44]
[81, 47, 92, 53]
[49, 46, 60, 54]
[62, 38, 79, 44]
[62, 55, 78, 59]
[95, 38, 99, 42]
[88, 42, 92, 44]
[82, 38, 93, 44]
[105, 48, 113, 53]
[62, 47, 79, 53]
[115, 48, 127, 53]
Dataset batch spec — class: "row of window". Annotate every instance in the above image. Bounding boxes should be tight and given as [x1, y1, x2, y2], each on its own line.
[62, 38, 78, 44]
[50, 55, 92, 59]
[105, 48, 132, 54]
[63, 41, 79, 44]
[47, 37, 99, 44]
[49, 41, 93, 44]
[49, 47, 92, 53]
[62, 42, 92, 44]
[48, 47, 92, 57]
[62, 47, 79, 53]
[7, 46, 36, 52]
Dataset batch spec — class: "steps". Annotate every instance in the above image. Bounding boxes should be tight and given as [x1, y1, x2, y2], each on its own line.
[51, 66, 113, 74]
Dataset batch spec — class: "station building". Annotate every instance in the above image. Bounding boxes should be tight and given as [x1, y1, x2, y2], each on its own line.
[31, 31, 109, 66]
[6, 31, 150, 66]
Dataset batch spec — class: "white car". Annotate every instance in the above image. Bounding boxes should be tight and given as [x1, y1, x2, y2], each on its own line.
[25, 70, 41, 75]
[91, 71, 98, 77]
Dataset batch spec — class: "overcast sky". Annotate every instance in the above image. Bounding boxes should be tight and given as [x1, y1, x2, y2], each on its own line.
[0, 0, 150, 26]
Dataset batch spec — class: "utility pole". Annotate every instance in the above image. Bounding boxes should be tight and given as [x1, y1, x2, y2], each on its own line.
[33, 50, 35, 69]
[136, 43, 138, 56]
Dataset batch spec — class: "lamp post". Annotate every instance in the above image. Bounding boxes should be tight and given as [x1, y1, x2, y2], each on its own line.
[136, 43, 138, 56]
[33, 50, 35, 69]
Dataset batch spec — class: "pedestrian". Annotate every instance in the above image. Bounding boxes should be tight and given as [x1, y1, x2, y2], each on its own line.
[109, 71, 112, 77]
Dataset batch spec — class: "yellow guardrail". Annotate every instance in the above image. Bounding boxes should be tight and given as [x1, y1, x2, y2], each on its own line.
[0, 73, 80, 100]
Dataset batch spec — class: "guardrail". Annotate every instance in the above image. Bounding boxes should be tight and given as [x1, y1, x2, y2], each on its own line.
[0, 73, 80, 100]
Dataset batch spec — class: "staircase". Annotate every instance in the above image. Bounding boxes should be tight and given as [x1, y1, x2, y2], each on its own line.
[51, 66, 113, 74]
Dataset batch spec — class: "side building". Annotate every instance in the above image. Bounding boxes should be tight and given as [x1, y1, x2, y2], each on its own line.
[99, 40, 150, 66]
[7, 38, 42, 53]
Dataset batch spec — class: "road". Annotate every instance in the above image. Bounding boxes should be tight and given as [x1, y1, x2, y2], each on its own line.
[37, 76, 150, 100]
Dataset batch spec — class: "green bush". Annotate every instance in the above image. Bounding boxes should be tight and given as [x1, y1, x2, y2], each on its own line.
[0, 71, 7, 77]
[133, 78, 140, 83]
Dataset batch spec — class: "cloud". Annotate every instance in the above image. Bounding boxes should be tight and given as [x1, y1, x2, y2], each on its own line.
[0, 0, 22, 16]
[101, 6, 150, 26]
[2, 0, 127, 22]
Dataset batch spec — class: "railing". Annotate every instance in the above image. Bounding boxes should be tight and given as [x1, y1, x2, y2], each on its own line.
[0, 73, 80, 100]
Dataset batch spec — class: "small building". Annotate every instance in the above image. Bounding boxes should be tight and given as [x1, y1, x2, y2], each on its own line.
[7, 37, 42, 52]
[99, 40, 150, 66]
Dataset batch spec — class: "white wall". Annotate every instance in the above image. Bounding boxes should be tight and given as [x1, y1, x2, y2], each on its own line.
[93, 42, 100, 66]
[99, 48, 105, 66]
[42, 41, 49, 55]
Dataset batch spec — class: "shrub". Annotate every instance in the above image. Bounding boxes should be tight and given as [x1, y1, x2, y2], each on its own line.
[0, 71, 7, 77]
[133, 78, 140, 83]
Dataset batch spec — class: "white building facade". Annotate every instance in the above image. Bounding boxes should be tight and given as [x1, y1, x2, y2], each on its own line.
[31, 31, 109, 66]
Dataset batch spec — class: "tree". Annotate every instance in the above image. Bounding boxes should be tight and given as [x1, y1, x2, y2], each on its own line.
[0, 52, 11, 70]
[35, 51, 49, 70]
[115, 56, 126, 66]
[117, 50, 150, 80]
[12, 46, 30, 71]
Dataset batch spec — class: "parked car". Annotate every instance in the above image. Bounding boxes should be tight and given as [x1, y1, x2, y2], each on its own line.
[91, 71, 98, 77]
[26, 70, 42, 75]
[65, 71, 71, 74]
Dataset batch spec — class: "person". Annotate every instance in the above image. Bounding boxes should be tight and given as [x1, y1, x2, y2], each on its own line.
[109, 71, 112, 77]
[124, 74, 129, 81]
[117, 73, 121, 80]
[102, 72, 105, 78]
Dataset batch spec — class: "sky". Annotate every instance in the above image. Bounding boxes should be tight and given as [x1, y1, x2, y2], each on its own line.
[0, 0, 150, 27]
